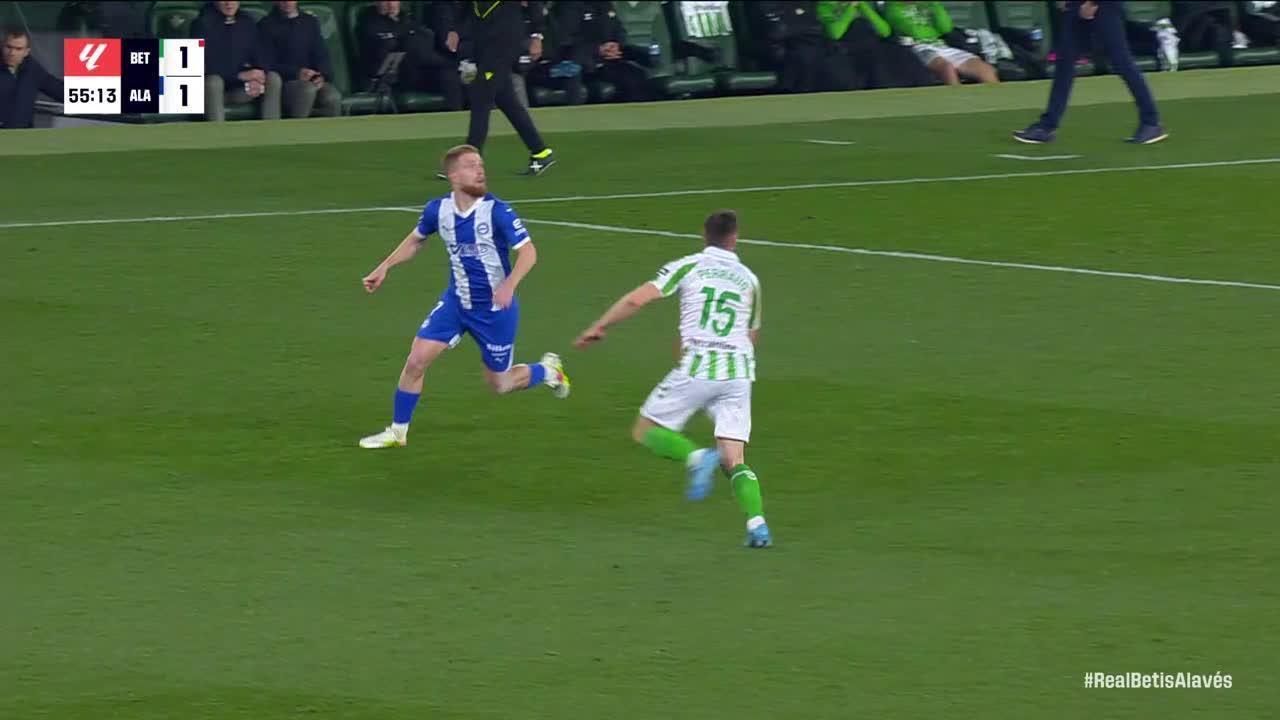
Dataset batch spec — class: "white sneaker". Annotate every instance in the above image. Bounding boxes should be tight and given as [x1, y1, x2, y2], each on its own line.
[359, 426, 406, 448]
[541, 352, 571, 399]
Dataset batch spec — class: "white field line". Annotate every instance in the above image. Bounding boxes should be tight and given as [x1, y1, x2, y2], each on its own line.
[508, 156, 1280, 205]
[804, 139, 856, 145]
[994, 153, 1082, 161]
[3, 160, 1279, 292]
[3, 156, 1279, 229]
[518, 217, 1280, 293]
[0, 206, 406, 229]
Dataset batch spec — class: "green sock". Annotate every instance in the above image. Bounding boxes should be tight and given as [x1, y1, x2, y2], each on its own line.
[641, 426, 697, 462]
[730, 464, 764, 518]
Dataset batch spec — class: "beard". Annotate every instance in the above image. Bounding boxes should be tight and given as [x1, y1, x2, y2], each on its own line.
[458, 179, 487, 197]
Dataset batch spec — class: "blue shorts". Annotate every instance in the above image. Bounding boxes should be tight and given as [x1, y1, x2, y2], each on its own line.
[416, 293, 519, 372]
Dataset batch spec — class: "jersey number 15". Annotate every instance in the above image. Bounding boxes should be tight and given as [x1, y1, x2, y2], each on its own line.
[699, 287, 740, 337]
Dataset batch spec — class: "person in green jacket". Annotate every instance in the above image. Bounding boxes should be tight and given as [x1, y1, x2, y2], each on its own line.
[815, 0, 932, 88]
[884, 1, 999, 85]
[816, 0, 893, 39]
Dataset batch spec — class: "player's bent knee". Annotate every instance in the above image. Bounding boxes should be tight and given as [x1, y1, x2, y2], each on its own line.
[402, 357, 428, 380]
[716, 439, 746, 469]
[632, 415, 661, 444]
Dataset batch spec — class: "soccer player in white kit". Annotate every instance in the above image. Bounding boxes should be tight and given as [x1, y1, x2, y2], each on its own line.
[574, 210, 771, 548]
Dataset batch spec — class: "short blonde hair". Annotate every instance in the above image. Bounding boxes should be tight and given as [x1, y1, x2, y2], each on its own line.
[442, 144, 481, 174]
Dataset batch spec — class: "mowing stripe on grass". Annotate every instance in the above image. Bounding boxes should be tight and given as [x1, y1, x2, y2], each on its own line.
[0, 206, 406, 229]
[509, 157, 1280, 205]
[2, 156, 1279, 230]
[521, 217, 1280, 293]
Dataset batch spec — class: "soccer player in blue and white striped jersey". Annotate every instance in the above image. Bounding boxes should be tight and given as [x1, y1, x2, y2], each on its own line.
[358, 145, 569, 449]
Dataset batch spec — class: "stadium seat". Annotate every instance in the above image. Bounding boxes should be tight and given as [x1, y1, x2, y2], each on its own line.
[664, 1, 778, 95]
[613, 0, 716, 99]
[941, 1, 989, 31]
[148, 1, 202, 39]
[297, 2, 382, 116]
[239, 2, 269, 24]
[524, 3, 585, 107]
[1121, 1, 1221, 70]
[342, 1, 447, 114]
[4, 1, 65, 33]
[725, 1, 779, 80]
[986, 0, 1099, 77]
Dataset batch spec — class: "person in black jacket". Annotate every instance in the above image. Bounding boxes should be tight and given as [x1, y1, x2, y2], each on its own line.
[192, 1, 282, 121]
[747, 1, 848, 93]
[1173, 0, 1235, 63]
[442, 1, 555, 175]
[556, 1, 648, 102]
[358, 1, 462, 110]
[1, 28, 63, 129]
[259, 1, 341, 117]
[1240, 1, 1280, 46]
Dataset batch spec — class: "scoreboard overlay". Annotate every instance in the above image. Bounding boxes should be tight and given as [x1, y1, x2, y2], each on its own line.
[64, 39, 205, 115]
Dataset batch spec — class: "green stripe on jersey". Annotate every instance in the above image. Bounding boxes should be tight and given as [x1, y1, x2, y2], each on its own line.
[726, 353, 737, 380]
[660, 262, 698, 296]
[688, 352, 703, 377]
[707, 350, 718, 380]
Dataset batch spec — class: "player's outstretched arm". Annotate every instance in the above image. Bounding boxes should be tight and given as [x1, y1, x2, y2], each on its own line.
[574, 283, 663, 349]
[363, 230, 426, 293]
[493, 242, 536, 309]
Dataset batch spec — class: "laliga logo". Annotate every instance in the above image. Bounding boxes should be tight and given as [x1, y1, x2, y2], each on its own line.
[79, 43, 108, 71]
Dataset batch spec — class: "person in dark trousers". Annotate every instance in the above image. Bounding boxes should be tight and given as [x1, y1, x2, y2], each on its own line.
[1014, 0, 1167, 145]
[442, 1, 555, 176]
[192, 0, 282, 122]
[358, 1, 462, 110]
[424, 0, 466, 108]
[1, 28, 63, 129]
[259, 1, 342, 118]
[557, 1, 648, 103]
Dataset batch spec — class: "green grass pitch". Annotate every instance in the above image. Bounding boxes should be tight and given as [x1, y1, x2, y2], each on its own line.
[3, 69, 1279, 718]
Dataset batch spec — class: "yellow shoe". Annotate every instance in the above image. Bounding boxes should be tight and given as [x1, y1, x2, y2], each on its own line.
[541, 352, 570, 399]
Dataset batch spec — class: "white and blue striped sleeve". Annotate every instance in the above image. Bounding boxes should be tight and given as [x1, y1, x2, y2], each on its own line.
[413, 199, 440, 240]
[496, 202, 532, 250]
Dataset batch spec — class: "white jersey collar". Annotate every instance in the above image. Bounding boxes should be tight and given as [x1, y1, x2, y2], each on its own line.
[703, 245, 738, 259]
[450, 191, 488, 219]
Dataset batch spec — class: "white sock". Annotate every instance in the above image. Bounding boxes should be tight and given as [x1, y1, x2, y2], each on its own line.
[541, 361, 559, 385]
[391, 422, 409, 437]
[746, 516, 766, 531]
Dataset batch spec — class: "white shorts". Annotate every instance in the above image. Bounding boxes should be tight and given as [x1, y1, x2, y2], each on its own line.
[640, 368, 753, 443]
[912, 44, 979, 68]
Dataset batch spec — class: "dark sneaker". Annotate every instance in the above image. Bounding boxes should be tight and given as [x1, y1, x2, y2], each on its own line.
[1126, 124, 1169, 144]
[525, 149, 556, 176]
[1012, 125, 1056, 144]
